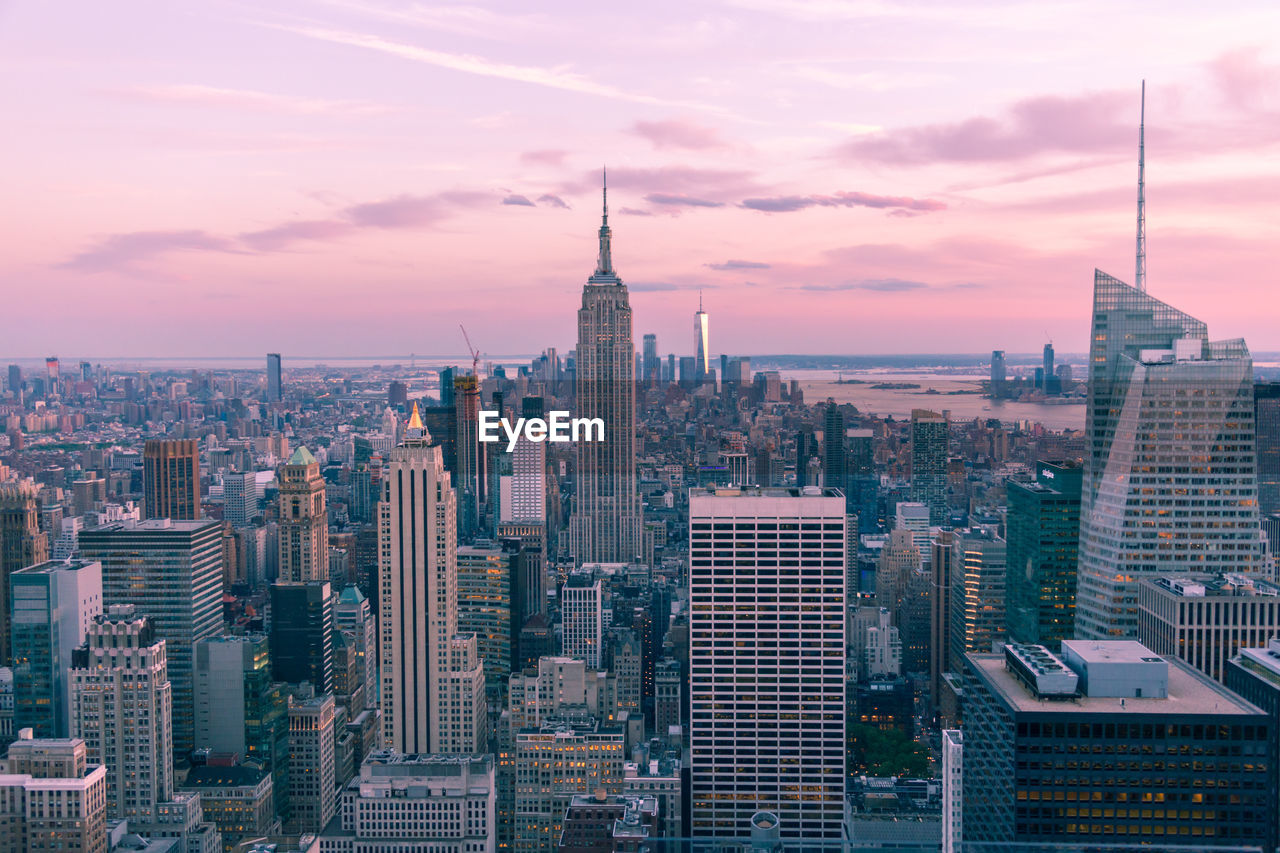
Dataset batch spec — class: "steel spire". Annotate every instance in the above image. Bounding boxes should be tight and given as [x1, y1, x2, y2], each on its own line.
[595, 166, 613, 276]
[1135, 80, 1146, 292]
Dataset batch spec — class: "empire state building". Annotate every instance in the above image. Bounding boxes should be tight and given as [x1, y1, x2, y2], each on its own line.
[569, 175, 642, 564]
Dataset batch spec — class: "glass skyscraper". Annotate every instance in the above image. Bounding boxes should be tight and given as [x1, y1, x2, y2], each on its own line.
[1005, 461, 1081, 648]
[1075, 271, 1271, 639]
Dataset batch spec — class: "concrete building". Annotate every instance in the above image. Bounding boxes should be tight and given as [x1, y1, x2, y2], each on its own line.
[457, 542, 514, 709]
[378, 406, 486, 754]
[68, 605, 173, 824]
[622, 744, 682, 840]
[688, 487, 846, 842]
[963, 640, 1272, 848]
[10, 558, 102, 737]
[221, 472, 259, 527]
[940, 729, 961, 853]
[181, 763, 277, 853]
[558, 792, 658, 852]
[333, 585, 376, 713]
[277, 448, 328, 583]
[1139, 573, 1280, 682]
[562, 570, 603, 668]
[287, 694, 335, 835]
[320, 752, 495, 853]
[0, 479, 50, 663]
[512, 715, 624, 853]
[0, 734, 108, 852]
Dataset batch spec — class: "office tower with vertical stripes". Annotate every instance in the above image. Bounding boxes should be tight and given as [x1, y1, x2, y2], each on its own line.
[569, 175, 642, 564]
[143, 438, 200, 520]
[378, 405, 486, 754]
[688, 487, 846, 841]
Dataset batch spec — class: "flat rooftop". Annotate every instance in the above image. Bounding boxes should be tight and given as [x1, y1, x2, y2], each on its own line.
[968, 652, 1262, 716]
[690, 486, 843, 499]
[1061, 639, 1164, 666]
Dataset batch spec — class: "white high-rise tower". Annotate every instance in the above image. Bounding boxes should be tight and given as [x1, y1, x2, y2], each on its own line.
[569, 172, 642, 564]
[378, 404, 486, 753]
[694, 292, 710, 383]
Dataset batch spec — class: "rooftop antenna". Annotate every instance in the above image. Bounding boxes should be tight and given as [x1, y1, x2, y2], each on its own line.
[1135, 80, 1146, 292]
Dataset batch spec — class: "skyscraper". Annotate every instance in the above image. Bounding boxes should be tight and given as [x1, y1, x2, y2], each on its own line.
[10, 559, 102, 738]
[269, 581, 333, 693]
[909, 409, 949, 524]
[642, 333, 659, 383]
[378, 405, 486, 754]
[1005, 461, 1081, 647]
[689, 487, 846, 841]
[143, 438, 200, 520]
[693, 293, 710, 383]
[454, 374, 482, 539]
[569, 177, 642, 564]
[277, 446, 329, 582]
[79, 518, 224, 757]
[222, 471, 258, 526]
[1075, 272, 1270, 638]
[1041, 341, 1055, 389]
[0, 480, 50, 664]
[1256, 382, 1280, 516]
[68, 605, 172, 824]
[949, 529, 1006, 666]
[822, 400, 846, 491]
[561, 569, 603, 668]
[334, 585, 377, 712]
[266, 352, 282, 402]
[989, 350, 1006, 398]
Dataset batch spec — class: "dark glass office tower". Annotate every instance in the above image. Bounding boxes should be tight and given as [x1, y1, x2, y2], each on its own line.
[1006, 461, 1082, 647]
[909, 409, 949, 524]
[269, 581, 333, 693]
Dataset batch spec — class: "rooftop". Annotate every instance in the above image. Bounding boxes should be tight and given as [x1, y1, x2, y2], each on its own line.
[1147, 573, 1280, 598]
[968, 649, 1261, 716]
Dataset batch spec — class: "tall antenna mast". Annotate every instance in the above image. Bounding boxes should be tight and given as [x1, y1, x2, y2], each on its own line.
[1135, 80, 1146, 292]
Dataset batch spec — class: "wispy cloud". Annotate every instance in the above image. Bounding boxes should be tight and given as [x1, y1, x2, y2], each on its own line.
[629, 281, 716, 292]
[797, 278, 929, 292]
[64, 191, 491, 272]
[630, 118, 728, 150]
[706, 259, 771, 270]
[839, 91, 1131, 164]
[537, 193, 570, 209]
[741, 190, 946, 213]
[109, 83, 393, 116]
[646, 193, 725, 208]
[314, 0, 553, 41]
[270, 24, 721, 110]
[522, 149, 569, 166]
[502, 194, 536, 206]
[61, 230, 242, 272]
[618, 207, 653, 216]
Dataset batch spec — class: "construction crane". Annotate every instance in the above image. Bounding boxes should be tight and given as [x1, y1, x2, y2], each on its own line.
[459, 324, 480, 376]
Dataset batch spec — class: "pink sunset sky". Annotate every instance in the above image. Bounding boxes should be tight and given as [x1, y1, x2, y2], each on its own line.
[3, 0, 1280, 359]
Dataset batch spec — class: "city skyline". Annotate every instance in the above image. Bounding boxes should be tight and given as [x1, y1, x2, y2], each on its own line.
[4, 2, 1280, 357]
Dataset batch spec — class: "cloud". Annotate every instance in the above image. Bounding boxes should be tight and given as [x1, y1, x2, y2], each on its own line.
[628, 281, 717, 292]
[645, 193, 725, 208]
[561, 165, 760, 198]
[1209, 47, 1279, 110]
[837, 91, 1131, 164]
[618, 207, 653, 216]
[312, 0, 552, 41]
[627, 281, 680, 291]
[110, 83, 391, 116]
[629, 118, 727, 150]
[798, 278, 929, 292]
[706, 259, 771, 270]
[536, 193, 570, 209]
[240, 220, 355, 251]
[60, 230, 241, 272]
[741, 190, 946, 213]
[502, 194, 536, 206]
[522, 149, 569, 166]
[271, 24, 721, 111]
[63, 191, 494, 270]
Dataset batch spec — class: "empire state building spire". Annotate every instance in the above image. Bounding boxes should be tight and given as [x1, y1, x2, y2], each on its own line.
[595, 167, 614, 277]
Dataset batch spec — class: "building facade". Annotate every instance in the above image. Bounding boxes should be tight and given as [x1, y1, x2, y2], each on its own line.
[688, 487, 846, 841]
[1005, 462, 1082, 647]
[143, 438, 200, 521]
[277, 446, 329, 583]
